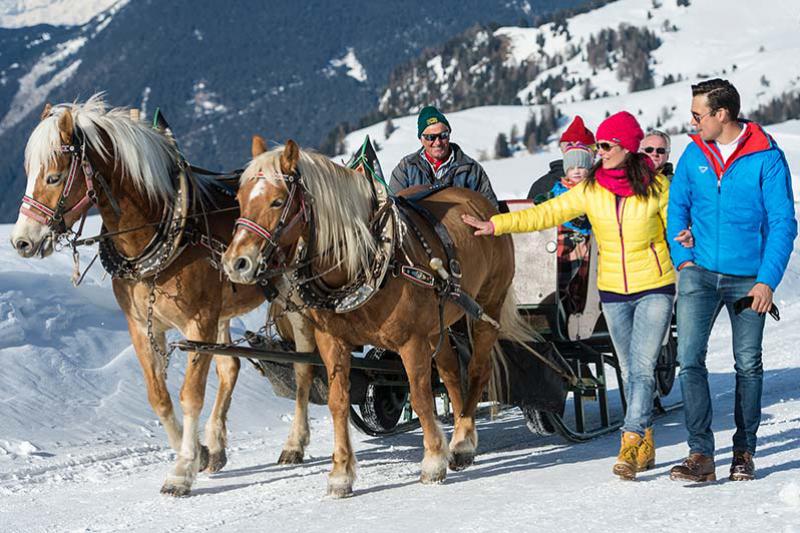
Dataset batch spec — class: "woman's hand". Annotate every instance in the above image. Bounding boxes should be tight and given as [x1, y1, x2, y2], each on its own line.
[675, 228, 694, 248]
[461, 214, 495, 236]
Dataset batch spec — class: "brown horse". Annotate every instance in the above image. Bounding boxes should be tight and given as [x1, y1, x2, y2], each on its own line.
[222, 137, 526, 497]
[9, 96, 265, 496]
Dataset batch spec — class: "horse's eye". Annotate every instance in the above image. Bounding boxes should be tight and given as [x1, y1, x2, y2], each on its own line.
[45, 173, 62, 185]
[271, 199, 285, 208]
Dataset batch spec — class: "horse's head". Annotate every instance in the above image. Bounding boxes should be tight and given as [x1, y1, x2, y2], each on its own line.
[222, 136, 308, 284]
[11, 104, 95, 258]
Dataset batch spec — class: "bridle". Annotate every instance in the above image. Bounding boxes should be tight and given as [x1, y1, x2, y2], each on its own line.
[20, 138, 98, 235]
[234, 171, 309, 279]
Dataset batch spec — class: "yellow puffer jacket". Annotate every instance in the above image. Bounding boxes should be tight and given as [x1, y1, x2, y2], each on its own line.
[491, 175, 675, 294]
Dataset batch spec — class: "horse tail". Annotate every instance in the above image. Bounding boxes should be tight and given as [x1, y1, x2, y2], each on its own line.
[488, 289, 542, 407]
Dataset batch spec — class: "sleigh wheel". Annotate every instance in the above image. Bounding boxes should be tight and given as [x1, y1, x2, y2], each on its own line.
[355, 348, 409, 434]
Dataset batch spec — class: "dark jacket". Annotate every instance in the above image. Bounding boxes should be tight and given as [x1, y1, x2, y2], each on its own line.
[527, 160, 564, 201]
[667, 122, 797, 289]
[660, 162, 674, 180]
[389, 143, 499, 208]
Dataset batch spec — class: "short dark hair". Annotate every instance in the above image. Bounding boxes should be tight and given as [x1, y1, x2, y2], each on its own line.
[691, 79, 740, 119]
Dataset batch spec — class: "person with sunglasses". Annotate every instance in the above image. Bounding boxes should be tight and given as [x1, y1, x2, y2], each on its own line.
[667, 79, 797, 483]
[388, 105, 499, 208]
[463, 111, 675, 481]
[640, 130, 673, 179]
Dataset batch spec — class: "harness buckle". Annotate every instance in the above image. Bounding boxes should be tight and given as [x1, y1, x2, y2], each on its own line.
[449, 259, 462, 279]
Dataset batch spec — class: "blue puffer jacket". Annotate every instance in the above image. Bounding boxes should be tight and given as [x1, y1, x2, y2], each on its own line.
[667, 122, 797, 290]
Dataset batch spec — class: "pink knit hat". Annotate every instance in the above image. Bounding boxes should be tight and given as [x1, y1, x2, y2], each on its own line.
[595, 111, 644, 153]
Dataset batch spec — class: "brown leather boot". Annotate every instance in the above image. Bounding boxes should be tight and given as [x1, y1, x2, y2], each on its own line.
[613, 432, 642, 480]
[669, 453, 716, 482]
[637, 427, 655, 472]
[729, 451, 755, 481]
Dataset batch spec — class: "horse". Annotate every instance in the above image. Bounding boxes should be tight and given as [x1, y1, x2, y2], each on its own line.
[9, 96, 267, 496]
[221, 137, 527, 497]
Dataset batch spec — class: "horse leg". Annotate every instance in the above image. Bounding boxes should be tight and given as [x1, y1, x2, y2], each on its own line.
[160, 320, 217, 497]
[401, 336, 449, 484]
[278, 314, 317, 465]
[433, 339, 475, 471]
[315, 330, 356, 498]
[127, 317, 182, 452]
[200, 320, 239, 473]
[460, 319, 502, 449]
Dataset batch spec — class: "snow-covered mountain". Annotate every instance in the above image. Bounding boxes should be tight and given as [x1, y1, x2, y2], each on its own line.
[0, 0, 582, 223]
[0, 0, 122, 28]
[344, 0, 800, 194]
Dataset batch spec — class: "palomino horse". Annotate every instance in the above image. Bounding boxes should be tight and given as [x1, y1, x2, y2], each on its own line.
[222, 137, 525, 497]
[9, 96, 266, 496]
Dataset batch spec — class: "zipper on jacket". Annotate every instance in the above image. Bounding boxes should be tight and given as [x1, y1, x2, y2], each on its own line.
[650, 243, 663, 276]
[615, 197, 628, 292]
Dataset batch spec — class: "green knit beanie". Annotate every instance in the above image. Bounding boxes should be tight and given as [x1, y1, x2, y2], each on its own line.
[417, 106, 450, 138]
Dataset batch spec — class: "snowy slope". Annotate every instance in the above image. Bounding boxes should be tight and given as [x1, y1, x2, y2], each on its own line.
[0, 0, 123, 28]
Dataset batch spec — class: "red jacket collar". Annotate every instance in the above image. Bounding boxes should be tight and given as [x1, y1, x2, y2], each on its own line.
[689, 122, 773, 177]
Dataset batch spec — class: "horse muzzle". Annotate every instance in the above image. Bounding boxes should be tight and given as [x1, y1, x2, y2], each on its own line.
[10, 218, 54, 259]
[222, 252, 258, 285]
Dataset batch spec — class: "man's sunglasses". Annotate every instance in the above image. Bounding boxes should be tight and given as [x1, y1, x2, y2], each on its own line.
[421, 131, 451, 142]
[596, 142, 619, 152]
[643, 147, 668, 155]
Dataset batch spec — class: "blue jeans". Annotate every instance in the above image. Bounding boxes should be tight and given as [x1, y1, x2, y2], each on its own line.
[677, 266, 766, 456]
[603, 293, 674, 435]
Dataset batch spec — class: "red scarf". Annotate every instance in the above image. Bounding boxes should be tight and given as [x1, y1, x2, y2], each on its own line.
[424, 151, 446, 172]
[595, 158, 654, 197]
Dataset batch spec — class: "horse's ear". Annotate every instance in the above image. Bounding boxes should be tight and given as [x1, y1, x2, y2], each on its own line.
[280, 139, 300, 176]
[40, 103, 52, 121]
[57, 110, 74, 144]
[251, 135, 268, 158]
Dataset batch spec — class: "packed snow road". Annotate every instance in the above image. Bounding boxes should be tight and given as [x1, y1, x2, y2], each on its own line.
[2, 329, 800, 532]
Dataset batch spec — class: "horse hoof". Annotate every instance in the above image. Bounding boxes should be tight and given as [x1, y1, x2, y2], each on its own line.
[326, 482, 354, 499]
[420, 471, 446, 484]
[160, 482, 191, 497]
[206, 449, 228, 473]
[277, 449, 304, 465]
[448, 451, 475, 471]
[198, 445, 210, 472]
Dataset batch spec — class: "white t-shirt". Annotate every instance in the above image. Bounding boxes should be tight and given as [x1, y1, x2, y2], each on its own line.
[717, 125, 747, 163]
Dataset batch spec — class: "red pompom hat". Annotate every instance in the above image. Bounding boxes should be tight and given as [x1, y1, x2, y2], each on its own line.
[595, 111, 644, 153]
[559, 115, 595, 146]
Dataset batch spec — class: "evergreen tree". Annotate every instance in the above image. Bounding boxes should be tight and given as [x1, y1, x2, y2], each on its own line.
[494, 133, 512, 159]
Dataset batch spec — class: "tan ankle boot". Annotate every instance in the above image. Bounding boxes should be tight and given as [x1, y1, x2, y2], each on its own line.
[613, 432, 642, 480]
[637, 427, 655, 472]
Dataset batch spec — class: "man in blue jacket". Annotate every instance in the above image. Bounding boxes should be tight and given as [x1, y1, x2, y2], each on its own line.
[667, 79, 797, 482]
[389, 106, 499, 208]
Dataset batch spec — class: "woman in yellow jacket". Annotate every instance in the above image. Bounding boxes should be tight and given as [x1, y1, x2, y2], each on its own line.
[464, 112, 675, 480]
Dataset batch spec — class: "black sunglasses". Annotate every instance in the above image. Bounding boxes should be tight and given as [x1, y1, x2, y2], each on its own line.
[421, 131, 451, 142]
[643, 147, 668, 155]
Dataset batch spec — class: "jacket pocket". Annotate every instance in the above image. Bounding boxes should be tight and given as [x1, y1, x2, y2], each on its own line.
[650, 243, 663, 276]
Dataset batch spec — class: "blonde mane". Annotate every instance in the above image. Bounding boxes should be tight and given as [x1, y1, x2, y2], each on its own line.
[25, 94, 181, 201]
[242, 147, 377, 278]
